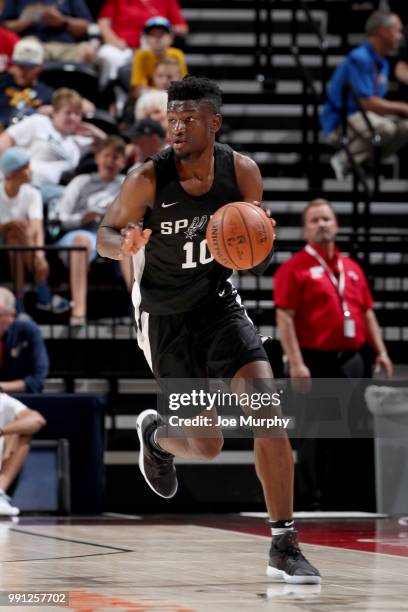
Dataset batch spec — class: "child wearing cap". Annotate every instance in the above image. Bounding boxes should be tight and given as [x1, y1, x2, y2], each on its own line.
[130, 17, 187, 99]
[96, 0, 188, 88]
[0, 147, 69, 314]
[0, 1, 19, 73]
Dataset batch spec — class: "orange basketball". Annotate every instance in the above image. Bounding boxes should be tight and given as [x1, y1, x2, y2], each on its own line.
[206, 201, 275, 270]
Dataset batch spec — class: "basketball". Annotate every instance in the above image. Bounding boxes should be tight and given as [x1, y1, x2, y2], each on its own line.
[206, 201, 275, 270]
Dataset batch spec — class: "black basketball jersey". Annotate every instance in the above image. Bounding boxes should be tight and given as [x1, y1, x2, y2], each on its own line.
[132, 142, 242, 315]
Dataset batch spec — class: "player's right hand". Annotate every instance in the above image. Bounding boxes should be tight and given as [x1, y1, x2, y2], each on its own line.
[119, 225, 152, 258]
[289, 362, 312, 394]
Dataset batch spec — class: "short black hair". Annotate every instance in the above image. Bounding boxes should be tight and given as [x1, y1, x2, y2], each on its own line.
[168, 76, 222, 113]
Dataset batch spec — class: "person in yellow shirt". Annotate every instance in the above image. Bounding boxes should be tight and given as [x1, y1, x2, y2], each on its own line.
[130, 16, 187, 98]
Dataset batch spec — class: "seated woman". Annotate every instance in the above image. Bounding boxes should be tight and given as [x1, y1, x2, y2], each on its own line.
[54, 136, 127, 326]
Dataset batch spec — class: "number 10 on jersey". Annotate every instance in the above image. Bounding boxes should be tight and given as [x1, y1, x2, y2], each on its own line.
[182, 240, 214, 269]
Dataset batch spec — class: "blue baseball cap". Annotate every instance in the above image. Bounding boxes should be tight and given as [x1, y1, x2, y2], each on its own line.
[0, 147, 30, 177]
[144, 16, 171, 33]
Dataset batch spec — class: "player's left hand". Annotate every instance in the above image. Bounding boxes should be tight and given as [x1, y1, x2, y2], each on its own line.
[251, 201, 276, 230]
[374, 351, 393, 379]
[119, 224, 151, 258]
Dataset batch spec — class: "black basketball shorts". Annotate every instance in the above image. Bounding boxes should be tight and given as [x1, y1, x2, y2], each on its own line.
[136, 289, 269, 380]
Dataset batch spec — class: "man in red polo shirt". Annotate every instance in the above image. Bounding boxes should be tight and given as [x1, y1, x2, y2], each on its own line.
[274, 198, 392, 509]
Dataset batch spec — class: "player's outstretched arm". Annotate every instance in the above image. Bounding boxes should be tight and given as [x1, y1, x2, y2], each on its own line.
[97, 162, 155, 260]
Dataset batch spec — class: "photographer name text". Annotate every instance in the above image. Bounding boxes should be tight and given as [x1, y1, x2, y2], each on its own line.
[168, 414, 290, 429]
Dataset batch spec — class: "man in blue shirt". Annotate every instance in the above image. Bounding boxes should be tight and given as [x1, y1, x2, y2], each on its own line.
[0, 288, 49, 393]
[0, 0, 96, 63]
[320, 11, 408, 180]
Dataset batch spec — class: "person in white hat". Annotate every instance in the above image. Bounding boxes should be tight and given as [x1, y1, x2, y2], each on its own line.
[0, 38, 54, 130]
[0, 38, 95, 130]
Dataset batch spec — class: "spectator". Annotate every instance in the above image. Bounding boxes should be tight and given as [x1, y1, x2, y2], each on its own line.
[134, 89, 168, 138]
[97, 0, 188, 88]
[395, 20, 408, 84]
[0, 287, 50, 393]
[0, 38, 53, 130]
[320, 11, 408, 180]
[0, 148, 70, 314]
[0, 390, 46, 516]
[274, 198, 392, 508]
[0, 0, 96, 64]
[54, 136, 127, 325]
[130, 17, 186, 98]
[0, 38, 95, 131]
[151, 57, 182, 91]
[125, 118, 167, 169]
[0, 0, 19, 74]
[0, 88, 106, 204]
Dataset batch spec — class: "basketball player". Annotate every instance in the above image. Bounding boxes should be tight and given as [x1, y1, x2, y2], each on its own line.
[97, 76, 321, 584]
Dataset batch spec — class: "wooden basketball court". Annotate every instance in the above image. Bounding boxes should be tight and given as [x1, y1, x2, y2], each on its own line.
[1, 514, 407, 610]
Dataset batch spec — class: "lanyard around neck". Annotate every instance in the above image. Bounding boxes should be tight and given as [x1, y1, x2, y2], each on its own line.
[305, 244, 350, 316]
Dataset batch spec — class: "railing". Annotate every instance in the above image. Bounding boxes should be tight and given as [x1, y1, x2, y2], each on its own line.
[290, 0, 328, 189]
[289, 1, 389, 265]
[0, 244, 131, 339]
[254, 0, 276, 90]
[291, 0, 328, 90]
[338, 83, 383, 262]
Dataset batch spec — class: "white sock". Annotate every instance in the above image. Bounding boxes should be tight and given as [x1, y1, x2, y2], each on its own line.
[270, 519, 295, 537]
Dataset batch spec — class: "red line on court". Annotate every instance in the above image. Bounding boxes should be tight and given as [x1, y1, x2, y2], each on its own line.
[193, 516, 408, 558]
[68, 591, 195, 611]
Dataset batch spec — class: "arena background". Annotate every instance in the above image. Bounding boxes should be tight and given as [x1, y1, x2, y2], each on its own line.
[1, 0, 407, 517]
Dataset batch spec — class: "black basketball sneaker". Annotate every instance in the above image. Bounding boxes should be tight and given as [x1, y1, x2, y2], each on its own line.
[136, 409, 178, 499]
[267, 530, 321, 584]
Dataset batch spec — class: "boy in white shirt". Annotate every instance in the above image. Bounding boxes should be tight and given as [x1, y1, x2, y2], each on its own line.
[0, 147, 68, 313]
[0, 392, 46, 516]
[55, 136, 127, 325]
[0, 88, 105, 205]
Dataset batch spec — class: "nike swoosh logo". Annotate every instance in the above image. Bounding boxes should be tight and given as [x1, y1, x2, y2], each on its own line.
[161, 201, 179, 208]
[284, 521, 294, 527]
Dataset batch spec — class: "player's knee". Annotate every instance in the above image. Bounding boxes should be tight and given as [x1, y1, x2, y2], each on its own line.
[189, 437, 224, 460]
